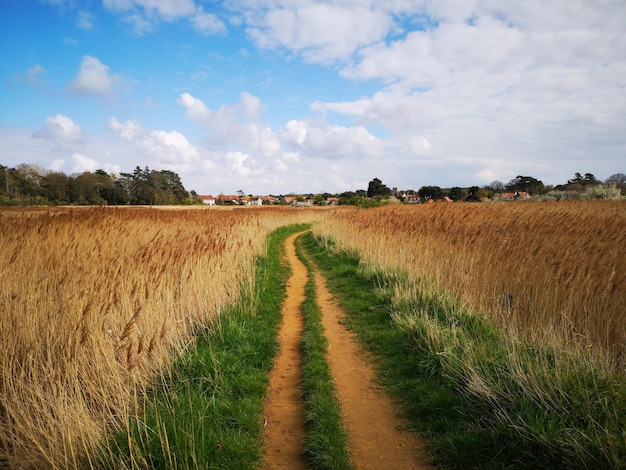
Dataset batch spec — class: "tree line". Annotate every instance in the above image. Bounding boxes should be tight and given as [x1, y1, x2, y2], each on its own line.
[1, 163, 624, 207]
[354, 173, 625, 205]
[0, 164, 196, 206]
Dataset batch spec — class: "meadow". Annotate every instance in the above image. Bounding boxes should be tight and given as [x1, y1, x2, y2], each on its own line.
[1, 200, 624, 468]
[0, 206, 323, 468]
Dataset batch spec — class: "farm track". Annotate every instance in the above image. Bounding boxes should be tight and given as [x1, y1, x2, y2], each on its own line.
[262, 232, 432, 469]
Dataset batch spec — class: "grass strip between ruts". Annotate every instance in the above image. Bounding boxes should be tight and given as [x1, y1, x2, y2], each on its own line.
[299, 231, 626, 470]
[295, 232, 353, 470]
[96, 224, 309, 469]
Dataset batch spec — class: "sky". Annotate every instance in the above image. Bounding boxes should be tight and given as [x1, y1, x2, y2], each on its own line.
[1, 0, 625, 196]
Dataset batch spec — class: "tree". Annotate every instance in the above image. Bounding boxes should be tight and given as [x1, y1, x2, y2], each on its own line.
[367, 178, 391, 198]
[448, 187, 466, 201]
[506, 175, 544, 194]
[42, 172, 70, 204]
[605, 173, 626, 195]
[313, 194, 325, 205]
[418, 185, 443, 200]
[70, 172, 103, 205]
[490, 180, 504, 192]
[466, 186, 482, 202]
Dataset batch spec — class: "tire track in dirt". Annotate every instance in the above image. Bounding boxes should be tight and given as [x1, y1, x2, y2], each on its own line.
[262, 232, 432, 469]
[314, 269, 433, 469]
[261, 232, 308, 469]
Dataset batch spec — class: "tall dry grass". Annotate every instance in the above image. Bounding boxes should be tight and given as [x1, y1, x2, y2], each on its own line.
[0, 206, 324, 469]
[312, 200, 626, 368]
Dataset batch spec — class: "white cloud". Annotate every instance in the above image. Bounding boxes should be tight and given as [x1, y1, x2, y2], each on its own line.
[239, 91, 262, 121]
[103, 0, 225, 35]
[50, 159, 65, 171]
[103, 0, 196, 20]
[225, 151, 252, 177]
[107, 117, 143, 140]
[34, 114, 83, 142]
[66, 56, 121, 97]
[142, 129, 199, 164]
[71, 153, 99, 173]
[282, 119, 383, 159]
[177, 93, 211, 123]
[244, 2, 395, 63]
[76, 10, 94, 30]
[24, 65, 47, 85]
[190, 8, 226, 35]
[108, 116, 200, 167]
[282, 151, 300, 163]
[177, 91, 279, 158]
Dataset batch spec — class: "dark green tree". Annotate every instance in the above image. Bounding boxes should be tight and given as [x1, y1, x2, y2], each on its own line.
[448, 186, 466, 201]
[506, 175, 544, 194]
[418, 185, 443, 200]
[42, 172, 71, 204]
[367, 178, 391, 198]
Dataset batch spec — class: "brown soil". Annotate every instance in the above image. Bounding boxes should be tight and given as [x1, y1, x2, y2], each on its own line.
[261, 232, 308, 469]
[262, 232, 433, 469]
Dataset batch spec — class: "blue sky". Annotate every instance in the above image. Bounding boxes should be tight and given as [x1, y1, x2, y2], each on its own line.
[1, 0, 625, 195]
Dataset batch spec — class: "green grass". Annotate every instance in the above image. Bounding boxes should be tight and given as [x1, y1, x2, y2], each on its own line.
[295, 233, 353, 470]
[96, 224, 309, 469]
[300, 231, 626, 470]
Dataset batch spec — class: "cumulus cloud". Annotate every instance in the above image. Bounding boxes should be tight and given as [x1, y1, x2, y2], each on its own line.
[34, 114, 83, 142]
[66, 56, 121, 97]
[224, 151, 252, 177]
[107, 117, 143, 140]
[177, 92, 211, 123]
[141, 130, 199, 164]
[282, 119, 383, 159]
[177, 91, 280, 158]
[243, 2, 395, 63]
[108, 116, 200, 168]
[71, 153, 99, 173]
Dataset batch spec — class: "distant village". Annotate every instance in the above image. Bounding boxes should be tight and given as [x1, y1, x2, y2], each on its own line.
[196, 190, 532, 206]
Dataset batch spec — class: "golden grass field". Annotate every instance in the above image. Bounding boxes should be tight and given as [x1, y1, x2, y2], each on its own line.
[1, 200, 624, 468]
[0, 206, 324, 469]
[313, 200, 626, 367]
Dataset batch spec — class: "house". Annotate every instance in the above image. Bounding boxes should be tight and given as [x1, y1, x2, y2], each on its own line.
[216, 195, 241, 205]
[199, 195, 215, 205]
[404, 195, 434, 203]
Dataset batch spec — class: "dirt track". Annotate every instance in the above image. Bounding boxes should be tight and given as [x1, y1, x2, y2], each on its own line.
[262, 232, 432, 469]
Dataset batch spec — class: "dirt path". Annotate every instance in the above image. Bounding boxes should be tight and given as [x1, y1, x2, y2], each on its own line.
[315, 270, 433, 470]
[261, 232, 308, 469]
[262, 232, 432, 469]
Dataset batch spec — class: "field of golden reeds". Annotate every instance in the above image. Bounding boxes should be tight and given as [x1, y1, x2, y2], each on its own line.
[312, 200, 626, 368]
[0, 206, 324, 469]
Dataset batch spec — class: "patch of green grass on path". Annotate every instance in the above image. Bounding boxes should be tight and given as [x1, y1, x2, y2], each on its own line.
[97, 224, 309, 469]
[295, 232, 353, 470]
[300, 231, 626, 470]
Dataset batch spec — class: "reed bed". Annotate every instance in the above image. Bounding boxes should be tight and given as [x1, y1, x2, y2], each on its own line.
[312, 200, 626, 368]
[0, 206, 324, 469]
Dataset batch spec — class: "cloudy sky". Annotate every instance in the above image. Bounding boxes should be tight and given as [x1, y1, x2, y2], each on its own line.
[1, 0, 624, 195]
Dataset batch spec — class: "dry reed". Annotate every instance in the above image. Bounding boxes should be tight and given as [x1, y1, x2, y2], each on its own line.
[0, 205, 324, 469]
[312, 200, 626, 368]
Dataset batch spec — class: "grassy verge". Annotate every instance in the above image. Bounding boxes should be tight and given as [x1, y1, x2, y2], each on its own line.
[295, 233, 353, 470]
[97, 224, 309, 469]
[300, 231, 626, 469]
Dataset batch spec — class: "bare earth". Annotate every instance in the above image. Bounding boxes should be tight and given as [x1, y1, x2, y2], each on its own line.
[262, 232, 433, 469]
